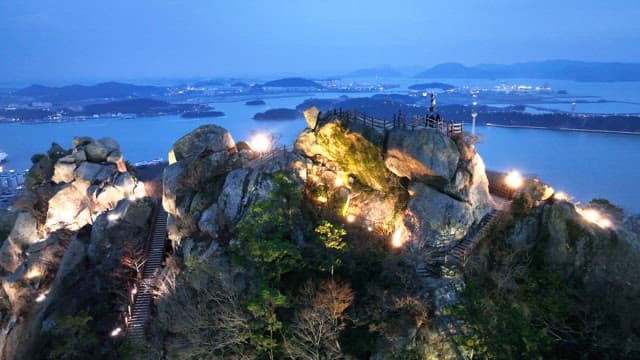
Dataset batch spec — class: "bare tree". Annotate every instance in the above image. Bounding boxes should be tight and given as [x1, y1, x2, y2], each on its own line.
[284, 279, 354, 360]
[157, 259, 253, 359]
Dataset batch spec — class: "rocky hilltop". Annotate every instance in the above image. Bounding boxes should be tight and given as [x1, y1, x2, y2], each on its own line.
[0, 137, 151, 359]
[0, 109, 637, 359]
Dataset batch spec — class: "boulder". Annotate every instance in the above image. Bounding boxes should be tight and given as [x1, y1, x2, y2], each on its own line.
[75, 162, 115, 183]
[168, 124, 236, 163]
[199, 204, 220, 239]
[51, 159, 76, 184]
[218, 168, 251, 222]
[404, 183, 476, 247]
[7, 212, 40, 246]
[45, 183, 93, 232]
[84, 142, 111, 163]
[0, 239, 23, 273]
[72, 136, 94, 148]
[385, 128, 459, 185]
[304, 106, 320, 129]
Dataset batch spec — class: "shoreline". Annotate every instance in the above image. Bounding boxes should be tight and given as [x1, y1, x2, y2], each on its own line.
[484, 123, 640, 136]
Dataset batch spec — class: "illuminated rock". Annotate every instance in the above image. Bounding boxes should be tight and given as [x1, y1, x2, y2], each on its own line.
[169, 124, 236, 162]
[304, 106, 320, 129]
[384, 128, 459, 185]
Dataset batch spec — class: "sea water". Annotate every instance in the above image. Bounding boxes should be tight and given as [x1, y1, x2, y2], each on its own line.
[0, 80, 638, 214]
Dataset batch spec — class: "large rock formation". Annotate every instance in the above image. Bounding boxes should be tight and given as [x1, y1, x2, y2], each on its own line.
[0, 137, 151, 359]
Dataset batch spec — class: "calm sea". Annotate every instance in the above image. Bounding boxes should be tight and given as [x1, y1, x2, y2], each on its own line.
[1, 79, 638, 214]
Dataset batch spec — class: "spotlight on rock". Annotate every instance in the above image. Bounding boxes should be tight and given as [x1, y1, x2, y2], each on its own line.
[249, 132, 272, 154]
[505, 170, 524, 189]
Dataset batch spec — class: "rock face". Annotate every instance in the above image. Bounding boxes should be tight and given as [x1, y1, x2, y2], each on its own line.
[168, 124, 236, 164]
[0, 137, 151, 359]
[385, 128, 460, 185]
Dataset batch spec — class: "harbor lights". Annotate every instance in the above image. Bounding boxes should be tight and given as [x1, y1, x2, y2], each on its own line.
[504, 170, 525, 190]
[249, 132, 273, 155]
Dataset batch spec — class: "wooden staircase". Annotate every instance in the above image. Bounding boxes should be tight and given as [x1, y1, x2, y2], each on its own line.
[417, 209, 501, 279]
[445, 209, 500, 267]
[127, 208, 168, 342]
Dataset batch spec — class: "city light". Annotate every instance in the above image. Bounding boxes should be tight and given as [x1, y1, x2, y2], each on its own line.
[249, 133, 272, 154]
[504, 170, 524, 189]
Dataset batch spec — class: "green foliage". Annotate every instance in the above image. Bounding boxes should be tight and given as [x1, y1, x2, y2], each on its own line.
[315, 220, 347, 251]
[42, 313, 99, 360]
[246, 287, 287, 359]
[316, 122, 389, 191]
[590, 198, 624, 221]
[511, 192, 534, 217]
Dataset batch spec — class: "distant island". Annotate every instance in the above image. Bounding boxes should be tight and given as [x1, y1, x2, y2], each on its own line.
[181, 110, 225, 119]
[408, 82, 455, 91]
[415, 60, 640, 82]
[261, 77, 324, 89]
[13, 82, 167, 102]
[253, 108, 302, 120]
[0, 98, 203, 122]
[245, 99, 266, 106]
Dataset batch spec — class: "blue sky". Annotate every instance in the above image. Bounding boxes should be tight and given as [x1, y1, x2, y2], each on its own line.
[1, 0, 639, 84]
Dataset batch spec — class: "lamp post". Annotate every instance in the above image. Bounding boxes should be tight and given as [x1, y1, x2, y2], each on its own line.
[471, 93, 478, 135]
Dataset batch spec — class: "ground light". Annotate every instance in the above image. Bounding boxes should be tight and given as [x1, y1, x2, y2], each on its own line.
[110, 327, 122, 337]
[249, 132, 272, 154]
[577, 207, 613, 229]
[391, 228, 403, 248]
[504, 170, 524, 189]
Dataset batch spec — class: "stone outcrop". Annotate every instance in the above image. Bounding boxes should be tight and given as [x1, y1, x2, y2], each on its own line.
[0, 136, 151, 359]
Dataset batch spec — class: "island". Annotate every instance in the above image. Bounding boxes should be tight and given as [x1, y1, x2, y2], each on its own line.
[253, 108, 302, 120]
[181, 110, 225, 119]
[261, 77, 324, 89]
[408, 82, 455, 91]
[245, 99, 266, 106]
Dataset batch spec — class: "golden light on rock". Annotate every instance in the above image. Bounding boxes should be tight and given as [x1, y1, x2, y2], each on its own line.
[577, 207, 613, 229]
[249, 133, 272, 154]
[504, 170, 524, 189]
[316, 195, 328, 203]
[334, 175, 344, 187]
[26, 268, 42, 280]
[554, 191, 569, 201]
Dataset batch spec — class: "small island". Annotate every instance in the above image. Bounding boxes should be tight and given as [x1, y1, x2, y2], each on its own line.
[409, 82, 455, 91]
[253, 108, 302, 120]
[181, 110, 225, 119]
[245, 99, 266, 106]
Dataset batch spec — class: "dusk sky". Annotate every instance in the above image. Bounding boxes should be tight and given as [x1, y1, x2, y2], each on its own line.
[1, 0, 639, 84]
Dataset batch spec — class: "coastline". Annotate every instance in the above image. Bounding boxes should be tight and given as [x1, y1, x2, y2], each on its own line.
[484, 123, 640, 136]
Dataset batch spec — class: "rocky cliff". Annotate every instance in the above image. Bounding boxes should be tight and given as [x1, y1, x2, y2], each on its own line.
[0, 137, 152, 359]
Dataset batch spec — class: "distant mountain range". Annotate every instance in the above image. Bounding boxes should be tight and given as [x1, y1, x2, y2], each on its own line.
[414, 60, 640, 82]
[13, 82, 167, 102]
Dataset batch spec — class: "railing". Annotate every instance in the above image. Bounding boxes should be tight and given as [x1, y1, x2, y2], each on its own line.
[322, 108, 464, 137]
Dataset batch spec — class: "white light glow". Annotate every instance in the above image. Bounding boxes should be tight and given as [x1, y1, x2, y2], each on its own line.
[35, 293, 47, 303]
[367, 226, 373, 232]
[554, 191, 569, 201]
[110, 327, 122, 337]
[577, 207, 613, 229]
[250, 133, 272, 154]
[107, 213, 119, 222]
[504, 170, 524, 189]
[391, 228, 403, 248]
[346, 214, 356, 223]
[335, 175, 344, 187]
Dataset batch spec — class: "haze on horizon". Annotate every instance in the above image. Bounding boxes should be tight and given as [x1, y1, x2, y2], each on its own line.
[1, 0, 639, 85]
